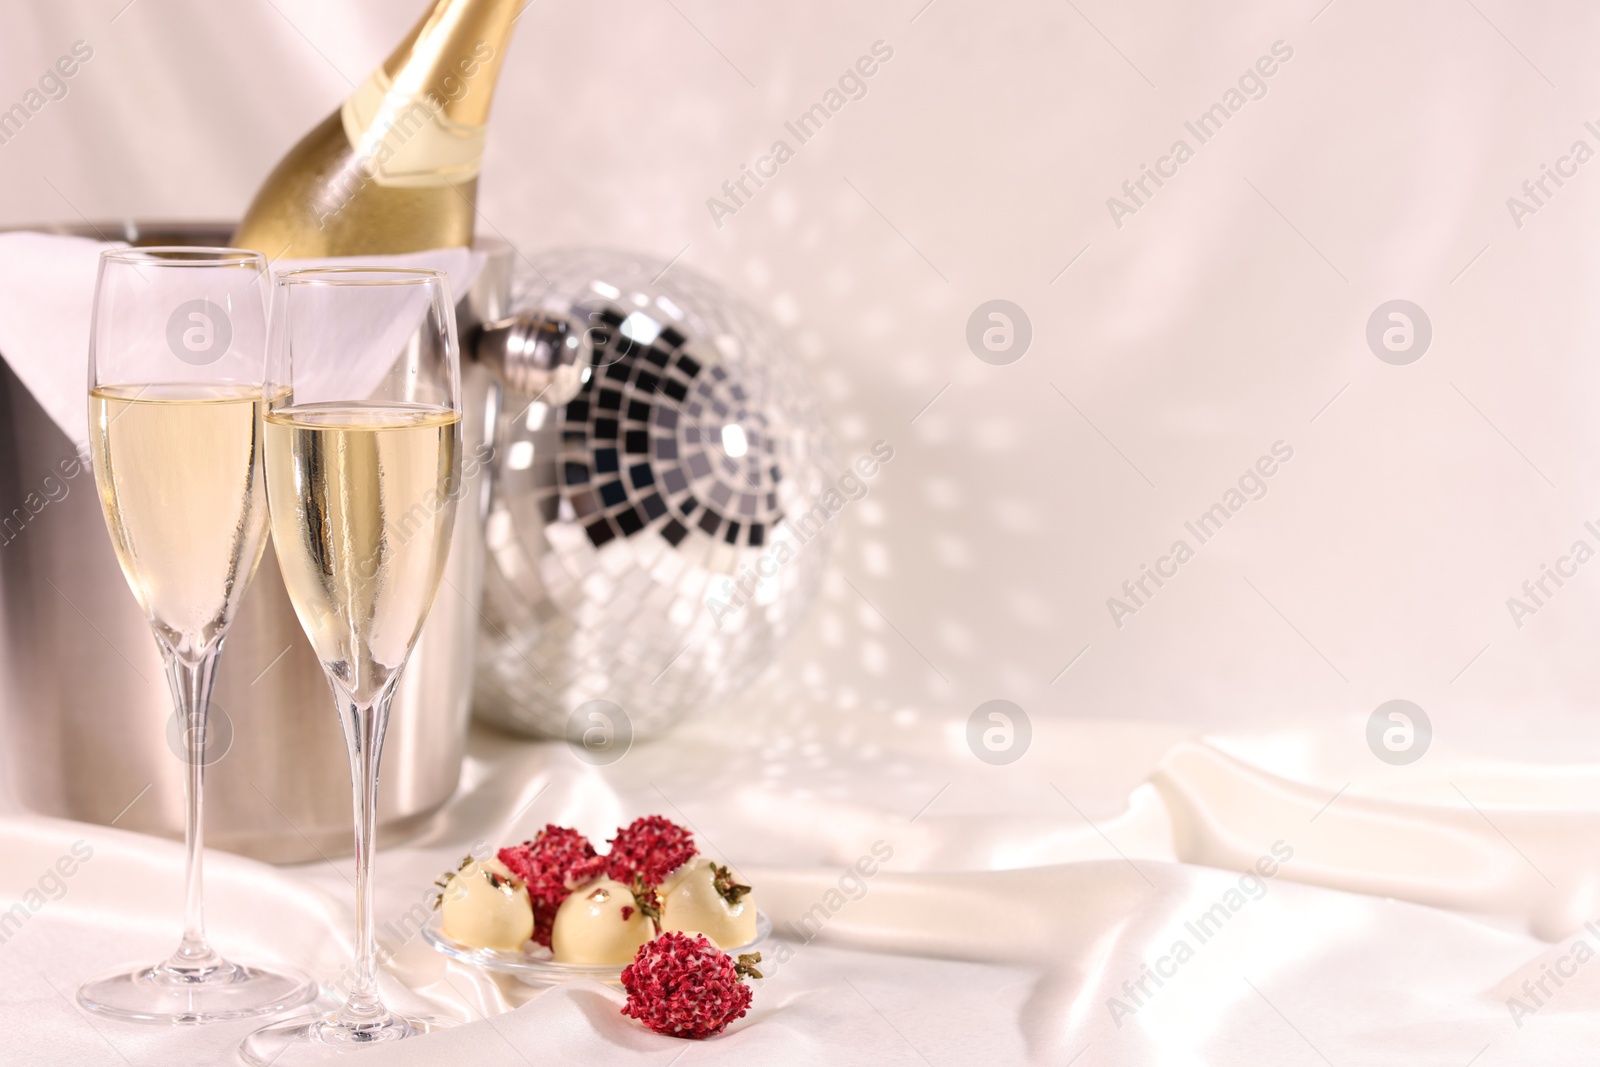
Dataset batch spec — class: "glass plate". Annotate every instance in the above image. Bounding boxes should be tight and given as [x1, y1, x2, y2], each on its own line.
[420, 911, 772, 986]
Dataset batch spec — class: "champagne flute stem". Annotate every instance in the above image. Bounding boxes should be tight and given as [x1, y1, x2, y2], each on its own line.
[163, 648, 224, 972]
[335, 687, 394, 1027]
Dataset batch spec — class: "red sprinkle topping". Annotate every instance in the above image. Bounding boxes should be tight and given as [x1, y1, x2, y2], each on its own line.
[606, 815, 696, 888]
[621, 932, 753, 1038]
[620, 905, 635, 922]
[498, 825, 606, 947]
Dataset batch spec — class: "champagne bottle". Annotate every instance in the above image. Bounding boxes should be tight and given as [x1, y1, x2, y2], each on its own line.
[232, 0, 520, 257]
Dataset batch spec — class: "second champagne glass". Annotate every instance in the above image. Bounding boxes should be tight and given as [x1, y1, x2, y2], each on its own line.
[241, 268, 463, 1063]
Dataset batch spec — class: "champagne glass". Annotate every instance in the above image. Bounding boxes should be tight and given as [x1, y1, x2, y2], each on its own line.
[78, 248, 316, 1023]
[242, 268, 462, 1063]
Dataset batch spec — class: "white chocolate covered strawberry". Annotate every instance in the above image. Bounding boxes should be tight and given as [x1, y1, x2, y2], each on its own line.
[550, 877, 654, 964]
[436, 857, 534, 951]
[658, 856, 757, 948]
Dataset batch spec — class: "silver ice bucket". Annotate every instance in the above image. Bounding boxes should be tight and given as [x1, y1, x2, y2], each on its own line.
[0, 221, 514, 862]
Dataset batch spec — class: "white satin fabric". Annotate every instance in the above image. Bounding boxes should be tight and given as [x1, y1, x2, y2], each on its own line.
[4, 713, 1598, 1066]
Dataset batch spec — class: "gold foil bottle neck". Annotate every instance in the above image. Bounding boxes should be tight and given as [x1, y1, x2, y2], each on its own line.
[339, 0, 520, 189]
[230, 0, 521, 255]
[379, 0, 519, 129]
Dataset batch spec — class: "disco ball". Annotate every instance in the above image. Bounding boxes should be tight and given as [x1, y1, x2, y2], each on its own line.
[472, 248, 837, 741]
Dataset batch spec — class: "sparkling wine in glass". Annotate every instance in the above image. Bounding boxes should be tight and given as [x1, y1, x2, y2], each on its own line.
[241, 268, 462, 1063]
[78, 247, 316, 1023]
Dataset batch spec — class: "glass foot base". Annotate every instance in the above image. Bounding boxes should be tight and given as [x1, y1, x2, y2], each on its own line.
[77, 958, 317, 1025]
[240, 1010, 450, 1064]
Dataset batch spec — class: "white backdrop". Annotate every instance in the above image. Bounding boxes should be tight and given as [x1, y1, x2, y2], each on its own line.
[2, 0, 1598, 769]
